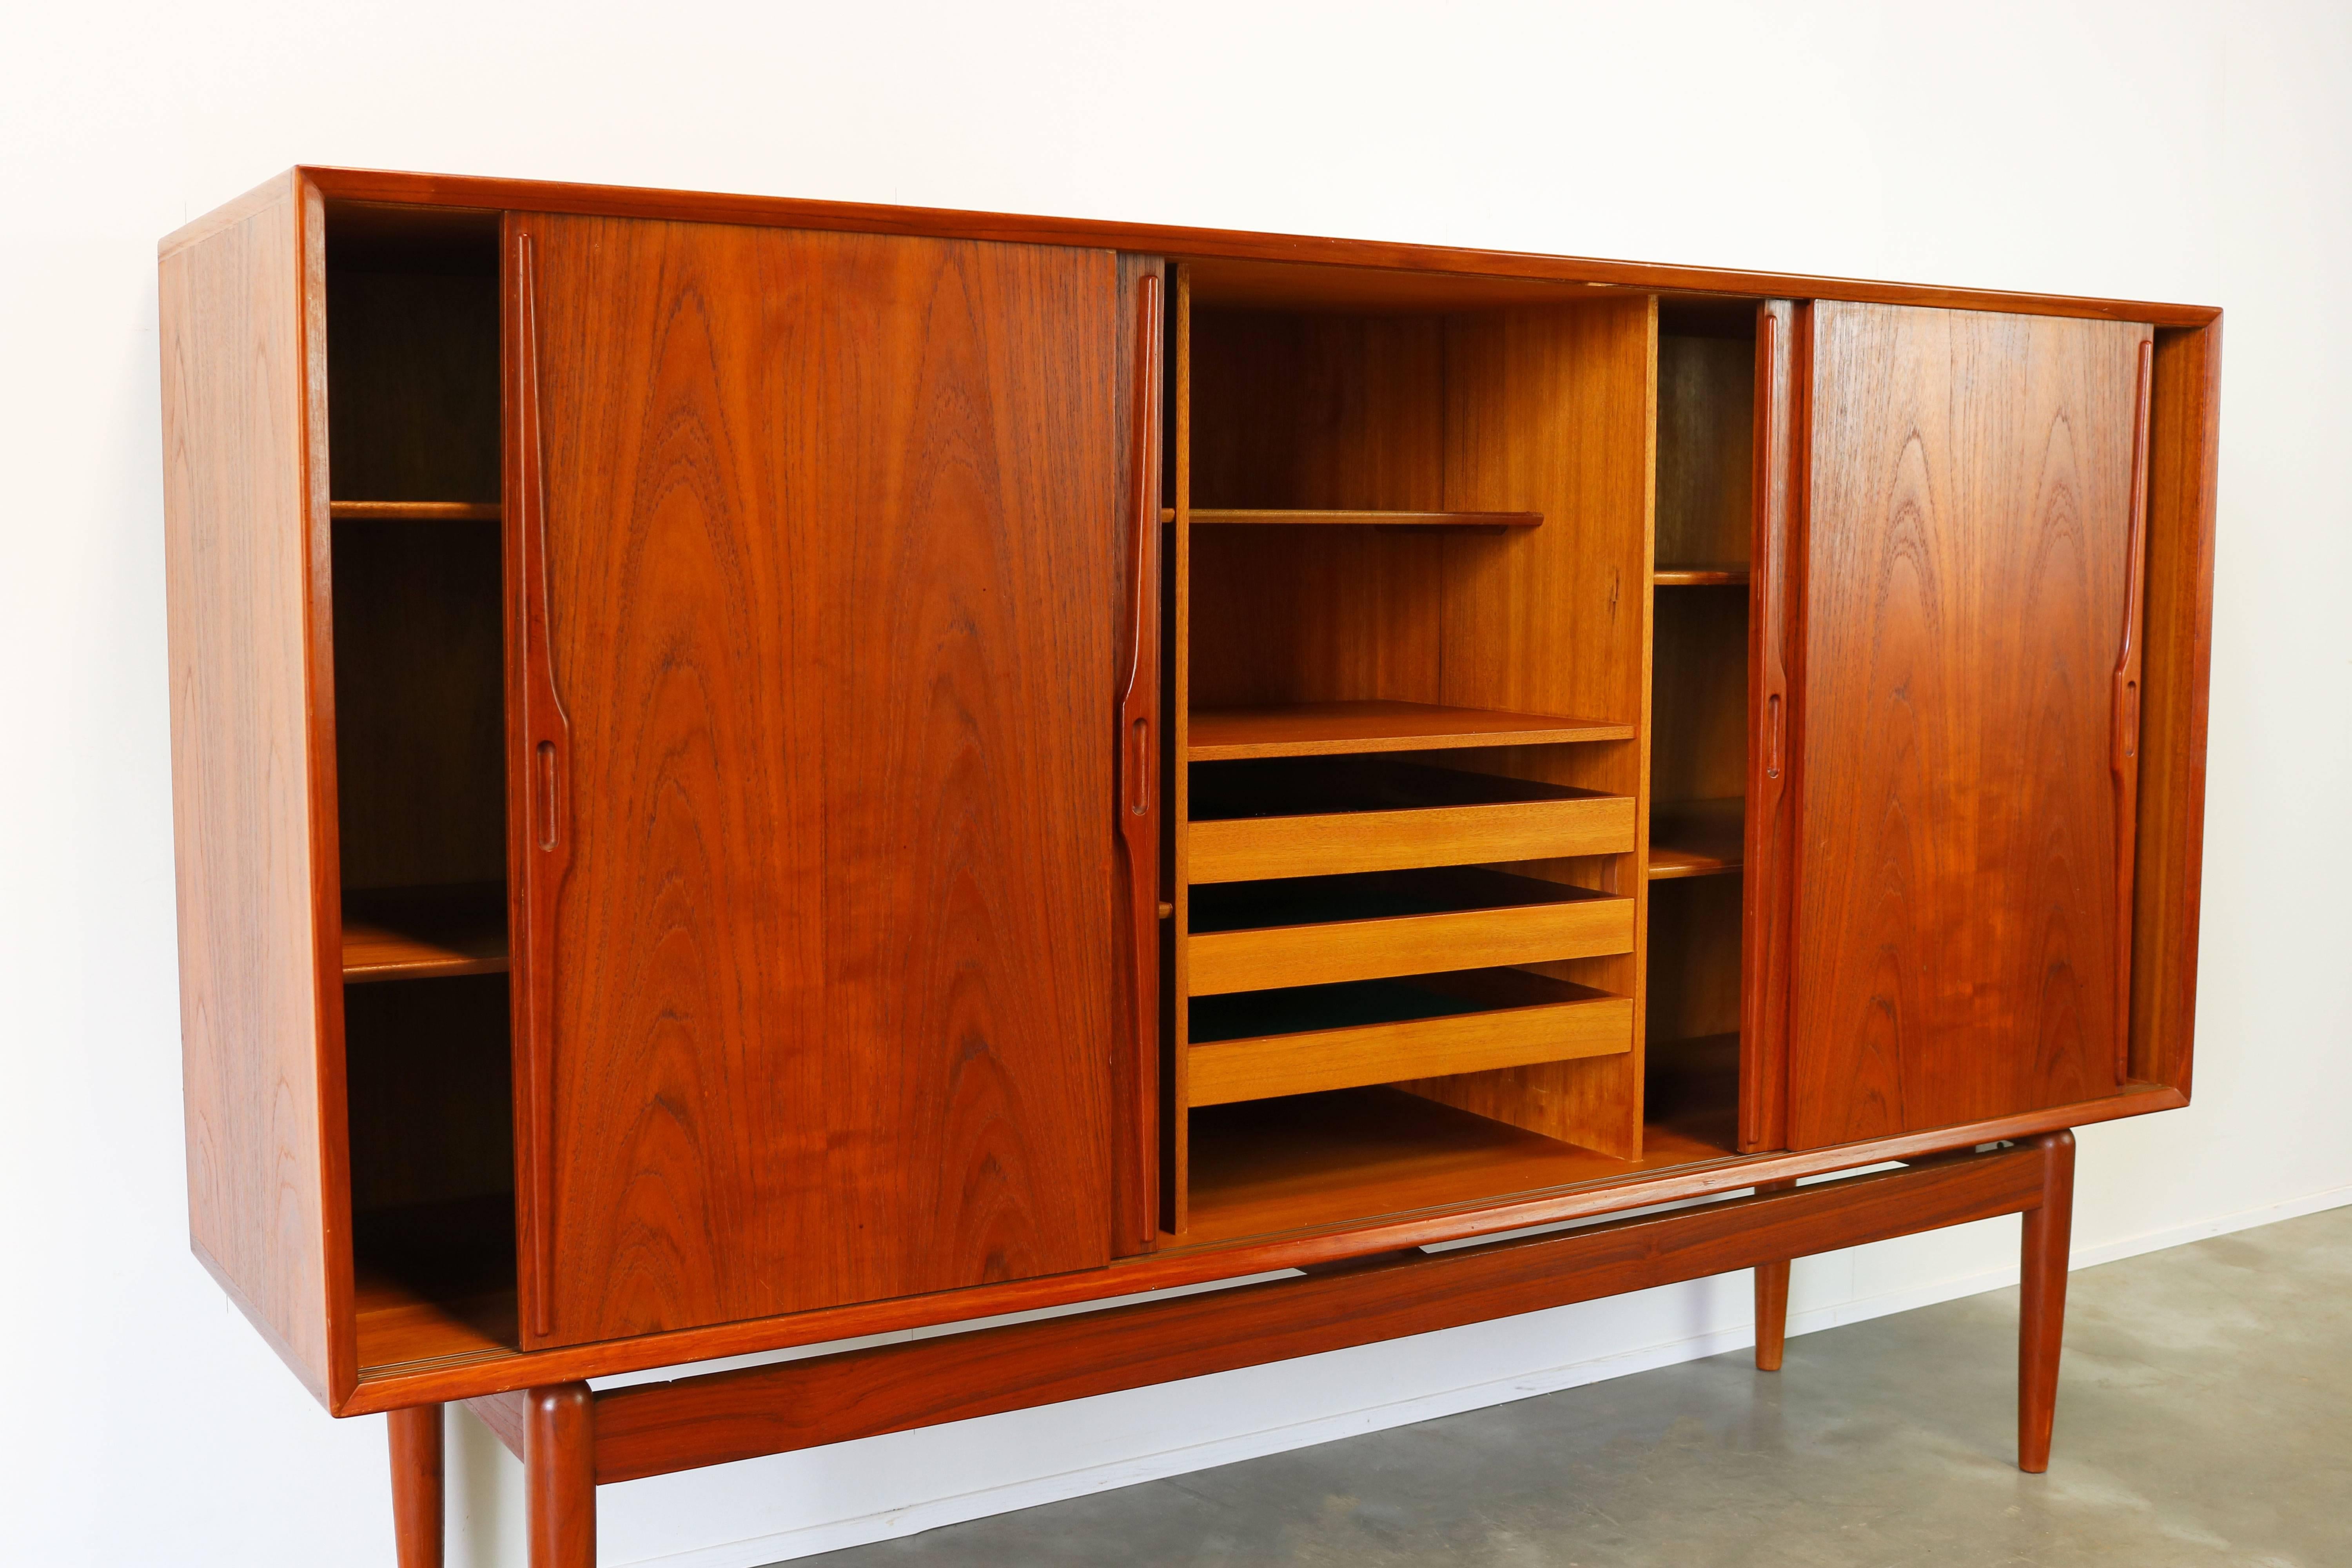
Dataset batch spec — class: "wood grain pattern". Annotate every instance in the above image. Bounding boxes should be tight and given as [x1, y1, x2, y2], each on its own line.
[1165, 265, 1195, 1233]
[1645, 874, 1744, 1046]
[1742, 301, 1799, 1152]
[1188, 888, 1633, 994]
[388, 1405, 444, 1568]
[1400, 298, 1655, 1157]
[158, 169, 346, 1402]
[325, 264, 500, 504]
[1655, 328, 1753, 571]
[1190, 793, 1635, 884]
[525, 1384, 595, 1568]
[2111, 342, 2155, 1080]
[1189, 985, 1631, 1106]
[2128, 325, 2221, 1092]
[1654, 568, 1747, 586]
[267, 167, 2221, 329]
[2017, 1131, 2075, 1472]
[341, 882, 508, 982]
[330, 517, 505, 892]
[1114, 256, 1165, 1254]
[331, 501, 501, 521]
[1789, 303, 2148, 1147]
[1650, 584, 1749, 806]
[512, 214, 1123, 1346]
[1648, 797, 1744, 880]
[591, 1142, 2047, 1483]
[1189, 701, 1629, 760]
[1750, 1176, 1797, 1372]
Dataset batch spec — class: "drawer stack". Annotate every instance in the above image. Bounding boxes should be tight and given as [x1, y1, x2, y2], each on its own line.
[1183, 749, 1637, 1107]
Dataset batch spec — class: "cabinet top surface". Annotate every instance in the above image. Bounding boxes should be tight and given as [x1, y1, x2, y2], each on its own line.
[162, 165, 2220, 329]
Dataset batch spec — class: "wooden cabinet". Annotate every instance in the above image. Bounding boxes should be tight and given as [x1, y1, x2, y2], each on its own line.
[158, 169, 2220, 1567]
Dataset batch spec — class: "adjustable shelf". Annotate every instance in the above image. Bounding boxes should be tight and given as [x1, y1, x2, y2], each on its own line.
[1648, 799, 1745, 880]
[1189, 701, 1632, 761]
[342, 883, 510, 982]
[1653, 566, 1748, 586]
[1191, 508, 1541, 529]
[330, 501, 502, 522]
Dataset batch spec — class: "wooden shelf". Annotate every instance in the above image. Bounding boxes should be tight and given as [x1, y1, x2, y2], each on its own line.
[1648, 798, 1745, 880]
[343, 883, 510, 982]
[1182, 1086, 1738, 1247]
[1653, 566, 1749, 586]
[354, 1194, 518, 1374]
[1189, 701, 1632, 761]
[331, 501, 502, 522]
[1191, 508, 1541, 529]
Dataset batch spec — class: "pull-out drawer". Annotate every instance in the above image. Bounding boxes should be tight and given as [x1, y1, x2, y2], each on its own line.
[1188, 757, 1636, 884]
[1187, 868, 1633, 996]
[1187, 969, 1633, 1106]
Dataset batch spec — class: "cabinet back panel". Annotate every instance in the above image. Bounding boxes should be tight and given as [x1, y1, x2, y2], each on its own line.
[520, 216, 1123, 1344]
[325, 267, 500, 503]
[330, 522, 506, 889]
[1790, 303, 2145, 1145]
[1655, 330, 1754, 570]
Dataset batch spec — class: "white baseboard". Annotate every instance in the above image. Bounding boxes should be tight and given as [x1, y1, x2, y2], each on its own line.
[624, 1180, 2352, 1568]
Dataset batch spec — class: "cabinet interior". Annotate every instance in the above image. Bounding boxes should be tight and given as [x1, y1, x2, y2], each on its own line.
[1646, 302, 1756, 1152]
[324, 202, 520, 1372]
[1168, 268, 1766, 1243]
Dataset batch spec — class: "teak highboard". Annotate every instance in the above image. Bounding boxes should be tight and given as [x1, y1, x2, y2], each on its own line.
[158, 167, 2219, 1568]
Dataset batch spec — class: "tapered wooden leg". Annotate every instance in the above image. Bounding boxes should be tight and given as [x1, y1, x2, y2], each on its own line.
[526, 1383, 597, 1568]
[2018, 1130, 2076, 1474]
[388, 1404, 444, 1567]
[1753, 1259, 1791, 1370]
[1752, 1178, 1796, 1371]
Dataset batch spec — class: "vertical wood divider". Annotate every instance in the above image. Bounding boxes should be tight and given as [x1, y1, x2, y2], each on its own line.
[1165, 264, 1193, 1234]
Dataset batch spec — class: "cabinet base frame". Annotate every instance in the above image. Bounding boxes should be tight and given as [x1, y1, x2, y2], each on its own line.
[391, 1132, 2080, 1566]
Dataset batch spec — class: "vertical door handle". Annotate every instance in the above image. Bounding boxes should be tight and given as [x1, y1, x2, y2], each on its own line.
[2111, 337, 2155, 1079]
[509, 224, 572, 1341]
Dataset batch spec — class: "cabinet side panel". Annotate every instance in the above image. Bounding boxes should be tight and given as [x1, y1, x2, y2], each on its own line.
[2130, 324, 2220, 1093]
[158, 178, 338, 1399]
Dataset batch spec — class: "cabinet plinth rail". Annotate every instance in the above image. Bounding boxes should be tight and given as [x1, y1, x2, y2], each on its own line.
[460, 1140, 2053, 1489]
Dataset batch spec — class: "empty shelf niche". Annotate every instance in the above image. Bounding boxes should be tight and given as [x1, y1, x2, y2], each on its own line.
[1189, 756, 1636, 884]
[1188, 970, 1633, 1106]
[1187, 867, 1633, 995]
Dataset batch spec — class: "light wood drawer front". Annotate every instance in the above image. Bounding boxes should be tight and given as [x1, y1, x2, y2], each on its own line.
[1189, 795, 1636, 883]
[1190, 994, 1634, 1106]
[1188, 897, 1634, 996]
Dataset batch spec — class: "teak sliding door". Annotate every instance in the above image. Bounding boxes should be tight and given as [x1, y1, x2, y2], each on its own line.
[1788, 302, 2154, 1150]
[505, 214, 1127, 1347]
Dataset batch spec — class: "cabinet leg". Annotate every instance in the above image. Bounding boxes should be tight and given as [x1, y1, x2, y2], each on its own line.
[1752, 1178, 1797, 1371]
[389, 1404, 445, 1567]
[1753, 1259, 1791, 1371]
[2018, 1130, 2077, 1474]
[526, 1383, 597, 1568]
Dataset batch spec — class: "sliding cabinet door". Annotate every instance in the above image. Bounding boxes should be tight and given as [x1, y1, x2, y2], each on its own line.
[506, 214, 1126, 1347]
[1788, 302, 2152, 1149]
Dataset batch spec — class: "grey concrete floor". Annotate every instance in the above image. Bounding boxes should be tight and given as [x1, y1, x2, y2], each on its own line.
[795, 1203, 2352, 1568]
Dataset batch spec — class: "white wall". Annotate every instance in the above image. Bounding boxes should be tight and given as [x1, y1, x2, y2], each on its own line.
[4, 3, 2347, 1563]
